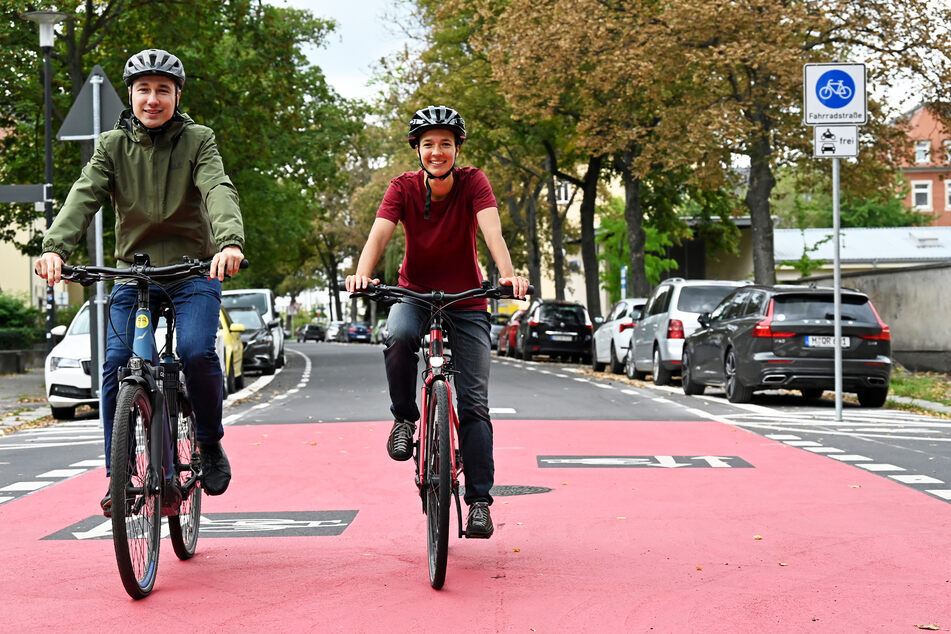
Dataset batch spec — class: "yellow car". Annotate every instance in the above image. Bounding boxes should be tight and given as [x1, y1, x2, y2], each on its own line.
[218, 307, 246, 395]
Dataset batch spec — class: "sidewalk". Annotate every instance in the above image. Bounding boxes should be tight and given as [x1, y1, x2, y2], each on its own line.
[0, 368, 53, 434]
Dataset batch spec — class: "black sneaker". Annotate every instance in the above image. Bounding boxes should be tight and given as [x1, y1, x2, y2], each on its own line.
[101, 488, 136, 518]
[161, 480, 183, 517]
[199, 441, 232, 496]
[386, 419, 416, 461]
[466, 501, 494, 538]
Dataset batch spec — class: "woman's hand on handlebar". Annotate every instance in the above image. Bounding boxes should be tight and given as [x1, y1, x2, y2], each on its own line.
[345, 274, 379, 293]
[34, 252, 65, 285]
[499, 275, 531, 299]
[210, 245, 245, 281]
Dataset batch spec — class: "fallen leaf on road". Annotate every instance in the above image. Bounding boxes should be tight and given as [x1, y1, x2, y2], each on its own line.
[513, 548, 520, 552]
[779, 562, 788, 567]
[753, 535, 763, 540]
[915, 625, 940, 631]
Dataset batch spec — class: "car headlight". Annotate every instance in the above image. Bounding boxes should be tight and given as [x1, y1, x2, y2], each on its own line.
[49, 356, 82, 371]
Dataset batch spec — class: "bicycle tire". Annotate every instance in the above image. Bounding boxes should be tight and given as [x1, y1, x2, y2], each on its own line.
[425, 380, 452, 589]
[168, 392, 201, 560]
[110, 383, 161, 599]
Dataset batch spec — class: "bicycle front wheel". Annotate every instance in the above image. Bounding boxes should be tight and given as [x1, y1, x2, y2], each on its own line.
[425, 380, 452, 589]
[110, 383, 161, 599]
[168, 392, 201, 560]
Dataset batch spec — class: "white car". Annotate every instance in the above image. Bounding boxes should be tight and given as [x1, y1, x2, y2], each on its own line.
[591, 297, 647, 374]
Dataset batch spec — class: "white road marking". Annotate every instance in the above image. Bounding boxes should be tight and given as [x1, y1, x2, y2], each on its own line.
[1, 481, 51, 492]
[890, 474, 943, 484]
[36, 469, 86, 478]
[856, 463, 905, 472]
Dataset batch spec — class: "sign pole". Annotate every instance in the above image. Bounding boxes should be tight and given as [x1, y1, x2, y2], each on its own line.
[91, 74, 106, 399]
[832, 157, 843, 420]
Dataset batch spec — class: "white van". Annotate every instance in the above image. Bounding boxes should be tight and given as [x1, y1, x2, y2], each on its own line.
[221, 288, 285, 374]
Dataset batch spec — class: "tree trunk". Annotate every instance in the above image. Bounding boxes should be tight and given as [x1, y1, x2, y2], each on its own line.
[579, 155, 604, 318]
[545, 156, 566, 300]
[745, 130, 777, 285]
[619, 151, 650, 297]
[504, 179, 542, 294]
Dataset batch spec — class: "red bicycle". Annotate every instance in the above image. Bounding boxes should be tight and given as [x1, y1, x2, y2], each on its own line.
[344, 281, 531, 588]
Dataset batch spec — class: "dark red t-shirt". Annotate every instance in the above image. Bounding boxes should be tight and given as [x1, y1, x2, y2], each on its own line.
[377, 167, 497, 310]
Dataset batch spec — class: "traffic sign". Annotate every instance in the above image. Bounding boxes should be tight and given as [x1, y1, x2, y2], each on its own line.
[813, 125, 858, 158]
[803, 63, 867, 126]
[57, 65, 125, 141]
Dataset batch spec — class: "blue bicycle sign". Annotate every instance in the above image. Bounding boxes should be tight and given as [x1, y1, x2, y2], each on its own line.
[816, 69, 855, 109]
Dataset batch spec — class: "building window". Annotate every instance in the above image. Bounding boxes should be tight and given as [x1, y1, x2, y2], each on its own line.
[946, 180, 951, 210]
[944, 140, 951, 165]
[915, 140, 931, 164]
[912, 181, 933, 211]
[555, 179, 571, 205]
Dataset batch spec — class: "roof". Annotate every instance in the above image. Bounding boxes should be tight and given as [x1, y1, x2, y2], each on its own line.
[774, 227, 951, 264]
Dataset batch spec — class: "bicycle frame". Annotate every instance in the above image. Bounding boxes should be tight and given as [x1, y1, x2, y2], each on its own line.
[416, 310, 466, 537]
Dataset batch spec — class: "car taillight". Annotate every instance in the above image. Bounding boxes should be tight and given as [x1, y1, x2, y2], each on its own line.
[860, 302, 891, 341]
[618, 322, 636, 332]
[752, 299, 795, 338]
[667, 319, 684, 339]
[349, 327, 356, 333]
[528, 320, 540, 327]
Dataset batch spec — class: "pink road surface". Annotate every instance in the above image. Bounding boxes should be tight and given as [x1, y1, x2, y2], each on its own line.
[1, 419, 950, 632]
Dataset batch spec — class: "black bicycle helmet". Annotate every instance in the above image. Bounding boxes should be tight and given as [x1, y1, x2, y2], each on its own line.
[407, 105, 466, 148]
[123, 48, 186, 88]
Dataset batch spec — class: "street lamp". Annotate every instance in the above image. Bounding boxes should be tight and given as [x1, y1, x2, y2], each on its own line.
[22, 10, 68, 353]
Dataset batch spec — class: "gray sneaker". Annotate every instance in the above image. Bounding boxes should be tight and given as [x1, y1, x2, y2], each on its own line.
[386, 419, 416, 461]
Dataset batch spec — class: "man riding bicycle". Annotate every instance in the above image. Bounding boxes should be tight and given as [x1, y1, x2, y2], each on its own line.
[34, 49, 245, 516]
[346, 105, 529, 538]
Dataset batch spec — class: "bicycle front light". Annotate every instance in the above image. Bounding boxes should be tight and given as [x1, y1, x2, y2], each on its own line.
[430, 356, 445, 368]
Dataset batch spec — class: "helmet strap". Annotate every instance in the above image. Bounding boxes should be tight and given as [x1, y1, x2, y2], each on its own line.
[417, 147, 455, 220]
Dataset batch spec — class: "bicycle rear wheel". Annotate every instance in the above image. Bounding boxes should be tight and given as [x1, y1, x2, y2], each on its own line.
[425, 380, 452, 589]
[168, 391, 201, 560]
[110, 383, 161, 599]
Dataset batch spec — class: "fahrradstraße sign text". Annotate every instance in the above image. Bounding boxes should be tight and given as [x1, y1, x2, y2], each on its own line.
[803, 63, 867, 126]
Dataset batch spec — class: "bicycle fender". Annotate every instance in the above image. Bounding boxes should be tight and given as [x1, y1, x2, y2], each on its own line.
[119, 374, 153, 392]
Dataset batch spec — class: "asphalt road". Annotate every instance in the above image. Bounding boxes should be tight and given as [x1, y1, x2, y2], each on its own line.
[2, 341, 951, 630]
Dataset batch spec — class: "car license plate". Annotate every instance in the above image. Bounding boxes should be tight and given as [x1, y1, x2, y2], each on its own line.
[551, 334, 574, 342]
[805, 335, 850, 348]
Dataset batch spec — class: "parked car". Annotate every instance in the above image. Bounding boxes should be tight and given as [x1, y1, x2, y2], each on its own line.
[296, 323, 325, 342]
[681, 285, 892, 406]
[227, 306, 275, 375]
[218, 307, 245, 395]
[591, 297, 647, 373]
[371, 318, 388, 344]
[629, 278, 752, 385]
[325, 321, 345, 342]
[515, 299, 593, 363]
[221, 288, 285, 370]
[345, 320, 372, 343]
[496, 309, 526, 357]
[489, 312, 510, 350]
[44, 302, 98, 420]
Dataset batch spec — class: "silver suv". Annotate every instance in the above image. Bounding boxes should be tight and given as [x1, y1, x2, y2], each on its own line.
[628, 278, 751, 385]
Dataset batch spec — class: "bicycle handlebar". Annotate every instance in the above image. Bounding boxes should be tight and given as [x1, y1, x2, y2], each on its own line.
[57, 257, 250, 287]
[339, 281, 534, 305]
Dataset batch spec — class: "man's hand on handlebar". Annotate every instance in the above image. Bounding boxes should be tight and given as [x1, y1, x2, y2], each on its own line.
[498, 275, 530, 299]
[34, 252, 65, 285]
[209, 245, 245, 281]
[345, 274, 379, 293]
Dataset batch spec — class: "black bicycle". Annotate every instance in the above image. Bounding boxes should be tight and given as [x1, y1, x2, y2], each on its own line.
[343, 280, 532, 588]
[59, 253, 246, 598]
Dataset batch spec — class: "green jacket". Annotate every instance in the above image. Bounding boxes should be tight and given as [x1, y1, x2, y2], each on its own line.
[43, 109, 244, 267]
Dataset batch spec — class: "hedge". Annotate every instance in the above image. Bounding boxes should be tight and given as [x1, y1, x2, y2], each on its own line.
[0, 327, 45, 350]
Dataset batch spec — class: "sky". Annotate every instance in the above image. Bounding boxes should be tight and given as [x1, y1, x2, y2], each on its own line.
[269, 0, 414, 101]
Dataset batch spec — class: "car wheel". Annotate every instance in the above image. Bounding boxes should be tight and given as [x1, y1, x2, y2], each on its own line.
[235, 370, 245, 391]
[591, 346, 605, 372]
[276, 347, 285, 368]
[652, 347, 672, 386]
[226, 361, 237, 395]
[50, 406, 75, 420]
[858, 386, 888, 408]
[262, 351, 277, 376]
[681, 351, 705, 396]
[625, 348, 647, 380]
[723, 349, 752, 403]
[505, 341, 515, 358]
[608, 344, 624, 374]
[800, 388, 824, 400]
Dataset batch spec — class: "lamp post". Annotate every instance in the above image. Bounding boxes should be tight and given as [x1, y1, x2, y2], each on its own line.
[22, 10, 68, 353]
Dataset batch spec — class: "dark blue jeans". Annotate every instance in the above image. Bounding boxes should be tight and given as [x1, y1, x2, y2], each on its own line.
[384, 302, 494, 505]
[102, 277, 223, 472]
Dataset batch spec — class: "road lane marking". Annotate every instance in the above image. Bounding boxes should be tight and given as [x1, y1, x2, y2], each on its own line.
[926, 490, 951, 500]
[856, 463, 905, 472]
[890, 475, 943, 484]
[1, 481, 51, 491]
[36, 469, 86, 478]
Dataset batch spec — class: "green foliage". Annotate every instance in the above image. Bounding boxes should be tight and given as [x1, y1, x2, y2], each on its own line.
[781, 230, 833, 278]
[0, 292, 41, 328]
[0, 327, 44, 350]
[596, 197, 678, 302]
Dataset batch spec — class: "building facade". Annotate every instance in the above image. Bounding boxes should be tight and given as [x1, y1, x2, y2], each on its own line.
[898, 105, 951, 225]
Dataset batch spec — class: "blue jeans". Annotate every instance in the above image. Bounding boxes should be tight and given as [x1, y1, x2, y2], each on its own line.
[101, 277, 223, 472]
[384, 302, 494, 505]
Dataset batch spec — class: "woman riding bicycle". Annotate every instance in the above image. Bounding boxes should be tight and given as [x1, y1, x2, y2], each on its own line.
[346, 105, 529, 538]
[34, 49, 245, 515]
